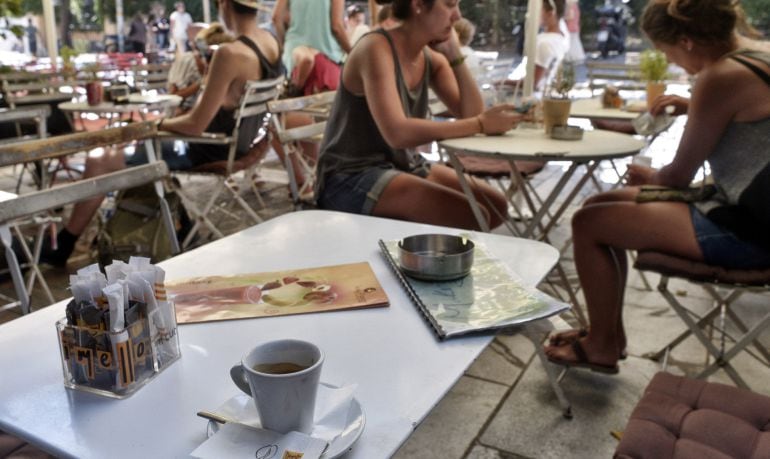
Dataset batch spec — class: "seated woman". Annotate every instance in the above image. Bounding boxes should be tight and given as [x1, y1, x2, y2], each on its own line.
[167, 23, 234, 115]
[314, 0, 523, 231]
[39, 0, 283, 268]
[545, 0, 770, 373]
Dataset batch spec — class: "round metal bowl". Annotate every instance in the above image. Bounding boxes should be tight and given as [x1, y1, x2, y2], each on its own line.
[550, 125, 584, 141]
[398, 234, 475, 281]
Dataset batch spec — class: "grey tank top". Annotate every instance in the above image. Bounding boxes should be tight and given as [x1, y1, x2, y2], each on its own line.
[315, 29, 430, 197]
[694, 49, 770, 248]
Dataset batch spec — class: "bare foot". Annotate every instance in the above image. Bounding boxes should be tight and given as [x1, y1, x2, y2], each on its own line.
[545, 337, 619, 370]
[548, 328, 628, 359]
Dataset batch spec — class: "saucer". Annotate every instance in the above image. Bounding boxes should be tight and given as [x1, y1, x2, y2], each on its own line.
[206, 382, 365, 459]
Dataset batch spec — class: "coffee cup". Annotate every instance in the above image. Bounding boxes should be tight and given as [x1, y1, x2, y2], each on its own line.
[230, 339, 324, 434]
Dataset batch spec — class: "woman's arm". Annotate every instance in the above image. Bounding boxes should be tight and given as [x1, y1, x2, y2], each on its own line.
[330, 0, 353, 54]
[272, 0, 289, 45]
[159, 46, 236, 136]
[428, 44, 484, 118]
[354, 35, 518, 149]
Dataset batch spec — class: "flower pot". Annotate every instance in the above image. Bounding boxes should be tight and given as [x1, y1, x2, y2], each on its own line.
[646, 82, 666, 110]
[85, 82, 104, 106]
[542, 98, 572, 134]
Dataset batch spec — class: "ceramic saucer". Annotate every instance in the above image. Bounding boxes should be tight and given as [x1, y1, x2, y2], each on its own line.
[205, 382, 365, 459]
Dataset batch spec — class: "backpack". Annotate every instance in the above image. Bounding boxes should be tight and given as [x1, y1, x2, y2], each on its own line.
[96, 180, 191, 267]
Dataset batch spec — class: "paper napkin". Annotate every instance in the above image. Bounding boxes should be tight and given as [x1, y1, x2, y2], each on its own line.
[191, 426, 327, 459]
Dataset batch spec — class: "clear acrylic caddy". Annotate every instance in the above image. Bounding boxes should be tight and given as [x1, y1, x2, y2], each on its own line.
[56, 300, 181, 399]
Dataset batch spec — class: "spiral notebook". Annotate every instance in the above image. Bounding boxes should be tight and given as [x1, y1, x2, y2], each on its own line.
[379, 239, 569, 339]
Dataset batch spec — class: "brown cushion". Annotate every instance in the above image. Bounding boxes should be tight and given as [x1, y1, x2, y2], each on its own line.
[452, 155, 545, 178]
[615, 372, 770, 459]
[634, 251, 770, 286]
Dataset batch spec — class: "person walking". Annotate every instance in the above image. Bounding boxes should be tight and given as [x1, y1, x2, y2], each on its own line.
[170, 2, 193, 54]
[127, 13, 148, 54]
[564, 0, 585, 63]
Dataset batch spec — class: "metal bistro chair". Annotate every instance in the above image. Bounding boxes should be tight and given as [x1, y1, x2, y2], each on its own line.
[0, 121, 178, 315]
[635, 251, 770, 390]
[157, 76, 284, 248]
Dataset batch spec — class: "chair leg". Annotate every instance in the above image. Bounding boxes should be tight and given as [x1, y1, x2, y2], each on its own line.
[1, 225, 30, 314]
[224, 176, 263, 224]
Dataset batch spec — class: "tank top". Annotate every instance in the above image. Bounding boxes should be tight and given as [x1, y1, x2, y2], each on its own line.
[188, 35, 284, 167]
[282, 0, 344, 74]
[315, 29, 431, 198]
[694, 48, 770, 249]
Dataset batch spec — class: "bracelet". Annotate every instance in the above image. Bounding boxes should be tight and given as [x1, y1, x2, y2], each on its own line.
[475, 115, 484, 134]
[449, 55, 466, 68]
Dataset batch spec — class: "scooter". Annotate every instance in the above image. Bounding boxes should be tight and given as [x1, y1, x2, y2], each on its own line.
[595, 4, 628, 58]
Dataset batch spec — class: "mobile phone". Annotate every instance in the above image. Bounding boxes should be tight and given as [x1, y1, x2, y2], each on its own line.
[514, 102, 534, 113]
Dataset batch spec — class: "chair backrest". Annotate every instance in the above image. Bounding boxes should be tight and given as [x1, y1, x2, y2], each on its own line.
[0, 120, 157, 168]
[0, 105, 50, 145]
[586, 61, 643, 95]
[266, 90, 335, 144]
[228, 77, 286, 162]
[1, 78, 75, 108]
[130, 63, 172, 92]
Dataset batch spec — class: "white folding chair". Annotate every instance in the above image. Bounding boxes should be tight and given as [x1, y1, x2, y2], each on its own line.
[158, 76, 284, 248]
[0, 121, 178, 314]
[267, 90, 335, 207]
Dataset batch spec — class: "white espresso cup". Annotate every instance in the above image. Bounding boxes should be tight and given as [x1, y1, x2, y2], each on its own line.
[230, 339, 324, 434]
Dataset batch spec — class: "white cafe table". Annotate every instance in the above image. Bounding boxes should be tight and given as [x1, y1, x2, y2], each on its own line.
[440, 127, 646, 238]
[0, 210, 564, 459]
[570, 97, 643, 121]
[59, 94, 182, 128]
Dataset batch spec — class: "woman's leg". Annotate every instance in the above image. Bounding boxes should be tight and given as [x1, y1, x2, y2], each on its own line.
[425, 164, 509, 228]
[373, 170, 492, 230]
[546, 190, 703, 367]
[291, 46, 318, 90]
[66, 148, 126, 235]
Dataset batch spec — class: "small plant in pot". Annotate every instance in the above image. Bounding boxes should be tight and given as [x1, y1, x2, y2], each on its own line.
[82, 63, 104, 106]
[542, 61, 575, 134]
[639, 49, 668, 109]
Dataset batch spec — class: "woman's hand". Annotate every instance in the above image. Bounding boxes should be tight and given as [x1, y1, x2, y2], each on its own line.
[429, 28, 463, 63]
[478, 104, 524, 135]
[626, 164, 657, 186]
[649, 95, 689, 117]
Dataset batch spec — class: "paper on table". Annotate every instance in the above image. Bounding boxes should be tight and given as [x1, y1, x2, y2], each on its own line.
[205, 383, 358, 443]
[191, 426, 327, 459]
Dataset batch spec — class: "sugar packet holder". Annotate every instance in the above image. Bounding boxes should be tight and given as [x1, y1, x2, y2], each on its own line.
[57, 257, 181, 398]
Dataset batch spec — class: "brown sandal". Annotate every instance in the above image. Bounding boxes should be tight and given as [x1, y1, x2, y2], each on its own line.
[547, 340, 620, 375]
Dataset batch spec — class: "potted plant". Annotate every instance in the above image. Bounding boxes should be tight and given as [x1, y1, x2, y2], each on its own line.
[60, 46, 78, 80]
[542, 61, 575, 134]
[82, 62, 104, 106]
[639, 49, 668, 109]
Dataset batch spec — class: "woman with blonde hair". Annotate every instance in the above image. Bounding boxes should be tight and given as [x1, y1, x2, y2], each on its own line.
[314, 0, 523, 230]
[545, 0, 770, 373]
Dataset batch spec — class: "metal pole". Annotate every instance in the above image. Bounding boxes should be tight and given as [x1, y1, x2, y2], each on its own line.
[523, 0, 542, 97]
[116, 0, 124, 53]
[203, 0, 211, 24]
[42, 0, 58, 68]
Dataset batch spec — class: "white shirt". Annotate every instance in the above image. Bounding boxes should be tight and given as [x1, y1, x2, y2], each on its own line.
[534, 29, 569, 91]
[170, 10, 193, 40]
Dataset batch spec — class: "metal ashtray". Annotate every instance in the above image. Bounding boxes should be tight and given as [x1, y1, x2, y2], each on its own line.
[550, 125, 584, 141]
[398, 234, 474, 281]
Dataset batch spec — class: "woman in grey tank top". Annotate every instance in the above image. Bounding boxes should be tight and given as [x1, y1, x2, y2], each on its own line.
[545, 0, 770, 374]
[315, 0, 524, 230]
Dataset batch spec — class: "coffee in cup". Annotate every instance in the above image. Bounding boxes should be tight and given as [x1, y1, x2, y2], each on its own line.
[230, 339, 323, 434]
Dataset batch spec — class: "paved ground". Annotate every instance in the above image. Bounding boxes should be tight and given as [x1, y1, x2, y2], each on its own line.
[2, 76, 769, 458]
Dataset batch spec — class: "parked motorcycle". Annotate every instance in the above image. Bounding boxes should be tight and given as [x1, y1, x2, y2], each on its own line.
[595, 2, 632, 58]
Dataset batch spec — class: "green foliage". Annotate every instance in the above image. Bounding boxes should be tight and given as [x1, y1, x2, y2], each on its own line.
[639, 49, 668, 82]
[548, 61, 576, 99]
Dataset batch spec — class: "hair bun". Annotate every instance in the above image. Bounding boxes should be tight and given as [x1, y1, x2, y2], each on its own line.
[374, 0, 394, 5]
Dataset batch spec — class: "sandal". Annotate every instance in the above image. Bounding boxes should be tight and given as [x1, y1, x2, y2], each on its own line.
[547, 340, 620, 375]
[549, 328, 628, 360]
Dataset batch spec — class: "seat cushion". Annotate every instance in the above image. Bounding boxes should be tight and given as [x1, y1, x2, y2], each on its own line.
[452, 155, 544, 178]
[615, 372, 770, 459]
[634, 251, 770, 286]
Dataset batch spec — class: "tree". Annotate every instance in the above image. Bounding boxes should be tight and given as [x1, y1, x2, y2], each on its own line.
[0, 0, 23, 38]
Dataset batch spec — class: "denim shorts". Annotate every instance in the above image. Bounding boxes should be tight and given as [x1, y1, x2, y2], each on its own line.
[690, 206, 770, 269]
[317, 168, 400, 215]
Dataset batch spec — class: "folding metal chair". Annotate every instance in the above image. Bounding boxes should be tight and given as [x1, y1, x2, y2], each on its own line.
[635, 251, 770, 390]
[0, 121, 178, 314]
[157, 76, 284, 248]
[267, 90, 335, 207]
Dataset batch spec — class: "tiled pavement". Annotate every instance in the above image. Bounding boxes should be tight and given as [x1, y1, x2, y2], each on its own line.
[1, 118, 769, 458]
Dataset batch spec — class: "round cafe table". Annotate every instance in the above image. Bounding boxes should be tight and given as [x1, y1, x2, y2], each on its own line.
[59, 94, 182, 129]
